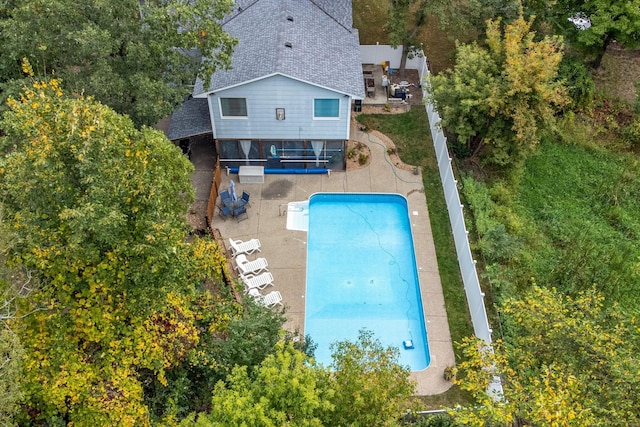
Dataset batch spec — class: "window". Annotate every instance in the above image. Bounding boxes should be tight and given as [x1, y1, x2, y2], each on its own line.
[220, 98, 247, 117]
[313, 98, 339, 119]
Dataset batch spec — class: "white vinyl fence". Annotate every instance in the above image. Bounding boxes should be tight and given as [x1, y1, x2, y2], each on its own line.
[422, 83, 493, 344]
[360, 45, 503, 396]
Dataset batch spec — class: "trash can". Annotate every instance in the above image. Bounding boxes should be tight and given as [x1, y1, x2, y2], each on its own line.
[353, 99, 362, 112]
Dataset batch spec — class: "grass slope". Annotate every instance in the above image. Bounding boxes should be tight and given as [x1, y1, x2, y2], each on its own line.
[508, 140, 640, 310]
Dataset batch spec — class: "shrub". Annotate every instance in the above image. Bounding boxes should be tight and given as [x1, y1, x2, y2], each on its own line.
[443, 365, 456, 381]
[405, 413, 461, 426]
[358, 153, 369, 165]
[557, 56, 595, 110]
[622, 119, 640, 147]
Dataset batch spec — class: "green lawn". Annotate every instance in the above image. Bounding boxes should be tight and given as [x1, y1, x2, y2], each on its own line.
[357, 109, 474, 408]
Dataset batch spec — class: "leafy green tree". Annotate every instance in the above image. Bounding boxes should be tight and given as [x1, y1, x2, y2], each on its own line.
[451, 286, 640, 426]
[426, 0, 520, 38]
[142, 298, 289, 419]
[0, 80, 238, 424]
[429, 16, 568, 167]
[189, 330, 416, 427]
[556, 55, 595, 109]
[0, 328, 23, 427]
[0, 0, 236, 126]
[187, 341, 335, 427]
[559, 0, 640, 68]
[209, 300, 288, 377]
[327, 329, 416, 427]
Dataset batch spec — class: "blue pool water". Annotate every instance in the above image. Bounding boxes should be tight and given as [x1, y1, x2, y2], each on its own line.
[305, 193, 430, 370]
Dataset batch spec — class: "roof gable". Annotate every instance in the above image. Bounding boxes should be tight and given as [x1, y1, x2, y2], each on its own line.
[194, 0, 364, 99]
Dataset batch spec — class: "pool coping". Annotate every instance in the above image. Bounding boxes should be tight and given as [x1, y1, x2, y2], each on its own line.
[209, 126, 456, 396]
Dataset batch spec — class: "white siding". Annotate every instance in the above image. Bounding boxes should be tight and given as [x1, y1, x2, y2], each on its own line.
[210, 75, 351, 140]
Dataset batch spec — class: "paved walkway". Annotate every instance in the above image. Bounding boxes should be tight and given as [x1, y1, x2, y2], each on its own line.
[209, 127, 455, 395]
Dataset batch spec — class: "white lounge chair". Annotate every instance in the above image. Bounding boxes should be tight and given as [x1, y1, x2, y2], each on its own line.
[229, 238, 261, 257]
[253, 291, 282, 307]
[241, 272, 274, 292]
[235, 254, 269, 276]
[247, 288, 261, 298]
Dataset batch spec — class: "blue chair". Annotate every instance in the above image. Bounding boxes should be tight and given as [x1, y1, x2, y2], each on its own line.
[219, 205, 232, 220]
[233, 205, 249, 222]
[236, 190, 251, 209]
[219, 189, 231, 204]
[241, 191, 251, 207]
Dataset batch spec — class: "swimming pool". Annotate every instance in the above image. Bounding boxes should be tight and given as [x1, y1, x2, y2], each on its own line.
[304, 193, 430, 370]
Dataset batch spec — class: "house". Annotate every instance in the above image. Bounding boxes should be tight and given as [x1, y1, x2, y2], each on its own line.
[167, 0, 365, 172]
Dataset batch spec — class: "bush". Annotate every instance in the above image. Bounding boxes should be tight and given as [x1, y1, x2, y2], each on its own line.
[622, 119, 640, 147]
[358, 152, 369, 165]
[405, 413, 461, 426]
[557, 56, 595, 110]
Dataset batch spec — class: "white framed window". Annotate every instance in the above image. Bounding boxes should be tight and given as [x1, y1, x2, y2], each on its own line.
[313, 98, 340, 119]
[220, 98, 248, 118]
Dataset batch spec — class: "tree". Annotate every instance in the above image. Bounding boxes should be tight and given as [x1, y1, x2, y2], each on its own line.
[429, 16, 568, 167]
[425, 0, 521, 39]
[385, 0, 429, 78]
[0, 80, 237, 424]
[451, 286, 640, 426]
[0, 0, 236, 126]
[327, 329, 417, 427]
[188, 342, 335, 426]
[189, 330, 417, 427]
[558, 0, 640, 68]
[142, 298, 290, 419]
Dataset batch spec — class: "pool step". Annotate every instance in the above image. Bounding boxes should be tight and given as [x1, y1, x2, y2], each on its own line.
[285, 201, 309, 231]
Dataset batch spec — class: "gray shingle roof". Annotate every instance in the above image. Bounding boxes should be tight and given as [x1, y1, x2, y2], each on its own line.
[166, 98, 212, 141]
[193, 0, 364, 99]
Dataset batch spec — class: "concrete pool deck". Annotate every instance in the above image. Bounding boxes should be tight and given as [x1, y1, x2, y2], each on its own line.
[207, 126, 455, 396]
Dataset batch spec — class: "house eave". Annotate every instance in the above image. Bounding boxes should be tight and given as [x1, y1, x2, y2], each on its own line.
[194, 72, 363, 100]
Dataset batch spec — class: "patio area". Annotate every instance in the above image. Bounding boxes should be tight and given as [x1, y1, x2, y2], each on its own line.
[361, 64, 424, 107]
[201, 125, 455, 396]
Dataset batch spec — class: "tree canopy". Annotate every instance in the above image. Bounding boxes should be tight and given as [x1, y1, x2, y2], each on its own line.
[559, 0, 640, 68]
[187, 329, 417, 427]
[384, 0, 429, 77]
[429, 16, 568, 167]
[189, 342, 334, 426]
[0, 0, 236, 126]
[0, 80, 239, 424]
[451, 286, 640, 426]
